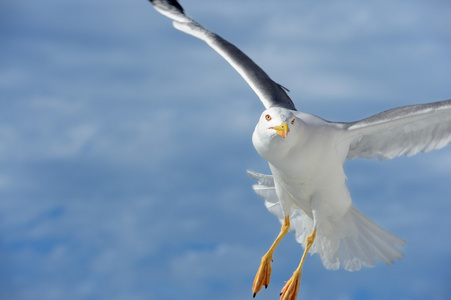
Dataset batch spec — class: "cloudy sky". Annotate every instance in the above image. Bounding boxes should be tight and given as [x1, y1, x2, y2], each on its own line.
[1, 0, 451, 299]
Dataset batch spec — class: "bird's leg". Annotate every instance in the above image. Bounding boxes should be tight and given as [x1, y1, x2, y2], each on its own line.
[279, 228, 316, 300]
[252, 216, 290, 298]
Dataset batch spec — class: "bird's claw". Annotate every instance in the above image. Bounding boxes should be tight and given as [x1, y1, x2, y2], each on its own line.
[279, 270, 301, 300]
[253, 216, 291, 297]
[252, 254, 272, 297]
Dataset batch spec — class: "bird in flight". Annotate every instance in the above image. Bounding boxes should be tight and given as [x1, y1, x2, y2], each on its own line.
[148, 1, 451, 299]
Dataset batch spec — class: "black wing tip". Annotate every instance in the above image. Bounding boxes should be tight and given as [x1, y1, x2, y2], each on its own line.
[149, 0, 185, 14]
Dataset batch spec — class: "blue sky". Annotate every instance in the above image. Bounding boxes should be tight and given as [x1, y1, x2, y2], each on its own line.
[1, 0, 451, 299]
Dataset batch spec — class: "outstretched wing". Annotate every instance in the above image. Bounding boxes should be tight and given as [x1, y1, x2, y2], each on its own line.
[149, 0, 296, 110]
[344, 99, 451, 160]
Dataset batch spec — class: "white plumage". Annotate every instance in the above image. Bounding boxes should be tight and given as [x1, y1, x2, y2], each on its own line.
[248, 170, 405, 271]
[149, 0, 451, 298]
[249, 100, 451, 272]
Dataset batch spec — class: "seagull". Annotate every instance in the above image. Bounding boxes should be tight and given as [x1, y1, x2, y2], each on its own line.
[149, 1, 451, 299]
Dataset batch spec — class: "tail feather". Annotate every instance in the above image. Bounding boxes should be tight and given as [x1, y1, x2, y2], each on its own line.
[321, 206, 405, 271]
[247, 170, 405, 271]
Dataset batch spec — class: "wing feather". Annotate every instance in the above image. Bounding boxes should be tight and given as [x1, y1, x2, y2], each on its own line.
[150, 0, 296, 110]
[344, 99, 451, 160]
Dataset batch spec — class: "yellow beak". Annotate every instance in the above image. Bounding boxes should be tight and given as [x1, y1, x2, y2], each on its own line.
[270, 121, 290, 138]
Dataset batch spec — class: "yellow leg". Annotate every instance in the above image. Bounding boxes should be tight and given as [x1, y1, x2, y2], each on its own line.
[280, 229, 317, 300]
[252, 216, 290, 298]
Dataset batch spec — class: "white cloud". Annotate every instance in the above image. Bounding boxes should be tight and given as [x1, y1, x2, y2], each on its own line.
[1, 0, 450, 299]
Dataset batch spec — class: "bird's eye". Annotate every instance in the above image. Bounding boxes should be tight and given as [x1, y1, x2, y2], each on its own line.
[291, 118, 295, 125]
[265, 114, 272, 121]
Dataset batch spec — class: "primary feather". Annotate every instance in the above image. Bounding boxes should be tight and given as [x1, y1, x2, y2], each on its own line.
[345, 99, 451, 160]
[149, 0, 296, 110]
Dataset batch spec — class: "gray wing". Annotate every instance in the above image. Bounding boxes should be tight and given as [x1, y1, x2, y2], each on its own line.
[149, 0, 296, 110]
[344, 99, 451, 160]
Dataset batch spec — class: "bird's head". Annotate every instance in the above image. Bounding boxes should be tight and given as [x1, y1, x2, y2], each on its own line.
[252, 107, 299, 160]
